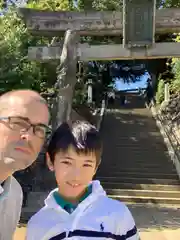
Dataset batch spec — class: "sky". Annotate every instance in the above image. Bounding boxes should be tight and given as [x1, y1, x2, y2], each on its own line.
[114, 71, 150, 91]
[4, 0, 27, 7]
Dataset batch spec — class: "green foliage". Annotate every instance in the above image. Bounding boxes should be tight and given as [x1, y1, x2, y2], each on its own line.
[77, 0, 164, 11]
[156, 31, 180, 104]
[27, 0, 74, 10]
[161, 0, 180, 8]
[171, 59, 180, 93]
[156, 79, 165, 104]
[0, 9, 43, 93]
[77, 0, 122, 11]
[0, 0, 73, 96]
[166, 34, 180, 95]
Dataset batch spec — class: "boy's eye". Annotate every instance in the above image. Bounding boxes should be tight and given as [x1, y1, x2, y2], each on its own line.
[83, 164, 92, 167]
[61, 161, 71, 165]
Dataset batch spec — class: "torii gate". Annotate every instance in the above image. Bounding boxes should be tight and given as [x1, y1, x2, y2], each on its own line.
[19, 0, 180, 128]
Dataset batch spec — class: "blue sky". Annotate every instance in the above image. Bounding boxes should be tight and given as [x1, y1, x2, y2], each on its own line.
[114, 72, 150, 91]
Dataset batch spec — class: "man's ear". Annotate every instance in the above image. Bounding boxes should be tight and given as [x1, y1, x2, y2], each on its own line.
[46, 153, 54, 172]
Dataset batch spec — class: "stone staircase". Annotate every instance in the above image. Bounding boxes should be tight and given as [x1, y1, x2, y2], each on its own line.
[96, 94, 180, 205]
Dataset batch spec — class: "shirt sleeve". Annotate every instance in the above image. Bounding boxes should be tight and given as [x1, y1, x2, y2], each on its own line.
[26, 219, 36, 240]
[26, 216, 43, 240]
[0, 184, 4, 194]
[0, 177, 23, 239]
[11, 179, 23, 238]
[115, 205, 140, 240]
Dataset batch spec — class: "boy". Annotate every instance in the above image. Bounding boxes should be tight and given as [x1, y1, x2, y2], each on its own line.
[26, 121, 139, 240]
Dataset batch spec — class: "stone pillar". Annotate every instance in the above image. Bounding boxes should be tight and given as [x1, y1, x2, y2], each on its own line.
[87, 79, 93, 104]
[164, 82, 170, 102]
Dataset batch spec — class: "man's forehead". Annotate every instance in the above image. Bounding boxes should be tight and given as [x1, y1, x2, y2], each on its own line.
[8, 95, 46, 104]
[0, 94, 46, 104]
[0, 96, 49, 124]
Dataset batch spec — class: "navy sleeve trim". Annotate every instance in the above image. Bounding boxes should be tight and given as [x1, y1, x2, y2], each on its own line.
[49, 232, 66, 240]
[126, 226, 138, 239]
[49, 225, 137, 240]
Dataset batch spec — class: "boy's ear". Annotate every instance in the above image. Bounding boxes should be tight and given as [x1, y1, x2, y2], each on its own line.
[93, 164, 99, 176]
[94, 158, 101, 173]
[46, 153, 54, 171]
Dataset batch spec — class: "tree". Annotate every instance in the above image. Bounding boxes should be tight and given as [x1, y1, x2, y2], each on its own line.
[78, 0, 164, 11]
[161, 0, 180, 8]
[169, 34, 180, 93]
[0, 9, 44, 94]
[78, 0, 122, 11]
[27, 0, 74, 10]
[0, 0, 75, 96]
[0, 7, 60, 96]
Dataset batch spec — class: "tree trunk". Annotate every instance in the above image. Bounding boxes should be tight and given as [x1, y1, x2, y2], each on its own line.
[53, 30, 79, 129]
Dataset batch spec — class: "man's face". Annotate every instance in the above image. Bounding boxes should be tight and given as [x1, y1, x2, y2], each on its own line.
[48, 146, 97, 202]
[0, 96, 49, 174]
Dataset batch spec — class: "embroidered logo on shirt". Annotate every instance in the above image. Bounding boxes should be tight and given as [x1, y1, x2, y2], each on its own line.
[100, 223, 104, 231]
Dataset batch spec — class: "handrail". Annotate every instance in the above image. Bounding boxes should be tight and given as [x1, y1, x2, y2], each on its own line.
[152, 100, 180, 162]
[160, 113, 180, 151]
[96, 99, 106, 130]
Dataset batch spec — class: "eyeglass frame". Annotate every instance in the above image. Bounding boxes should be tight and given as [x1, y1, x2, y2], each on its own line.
[0, 116, 52, 139]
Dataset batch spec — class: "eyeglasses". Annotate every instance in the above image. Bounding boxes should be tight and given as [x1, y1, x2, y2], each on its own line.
[0, 116, 51, 139]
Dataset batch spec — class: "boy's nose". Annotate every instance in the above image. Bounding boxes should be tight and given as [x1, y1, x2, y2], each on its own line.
[70, 168, 81, 180]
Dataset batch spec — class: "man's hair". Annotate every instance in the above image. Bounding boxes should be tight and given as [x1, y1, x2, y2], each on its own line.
[47, 120, 102, 167]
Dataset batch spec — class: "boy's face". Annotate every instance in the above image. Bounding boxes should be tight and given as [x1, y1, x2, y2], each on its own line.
[47, 146, 97, 202]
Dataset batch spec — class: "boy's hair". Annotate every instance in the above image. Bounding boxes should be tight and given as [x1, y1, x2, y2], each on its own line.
[47, 120, 102, 167]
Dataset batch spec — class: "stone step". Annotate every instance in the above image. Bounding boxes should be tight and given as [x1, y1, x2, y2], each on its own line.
[103, 146, 169, 150]
[102, 154, 170, 159]
[98, 167, 177, 174]
[102, 155, 171, 160]
[100, 182, 180, 191]
[100, 162, 174, 167]
[105, 140, 165, 143]
[98, 177, 180, 185]
[106, 150, 169, 155]
[97, 171, 179, 179]
[105, 154, 169, 158]
[98, 163, 176, 173]
[110, 195, 180, 205]
[101, 100, 180, 205]
[111, 144, 167, 149]
[105, 148, 168, 152]
[106, 189, 180, 198]
[100, 163, 175, 168]
[103, 152, 170, 157]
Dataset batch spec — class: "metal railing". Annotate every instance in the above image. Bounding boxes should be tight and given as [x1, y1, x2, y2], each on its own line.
[152, 100, 180, 162]
[94, 99, 106, 130]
